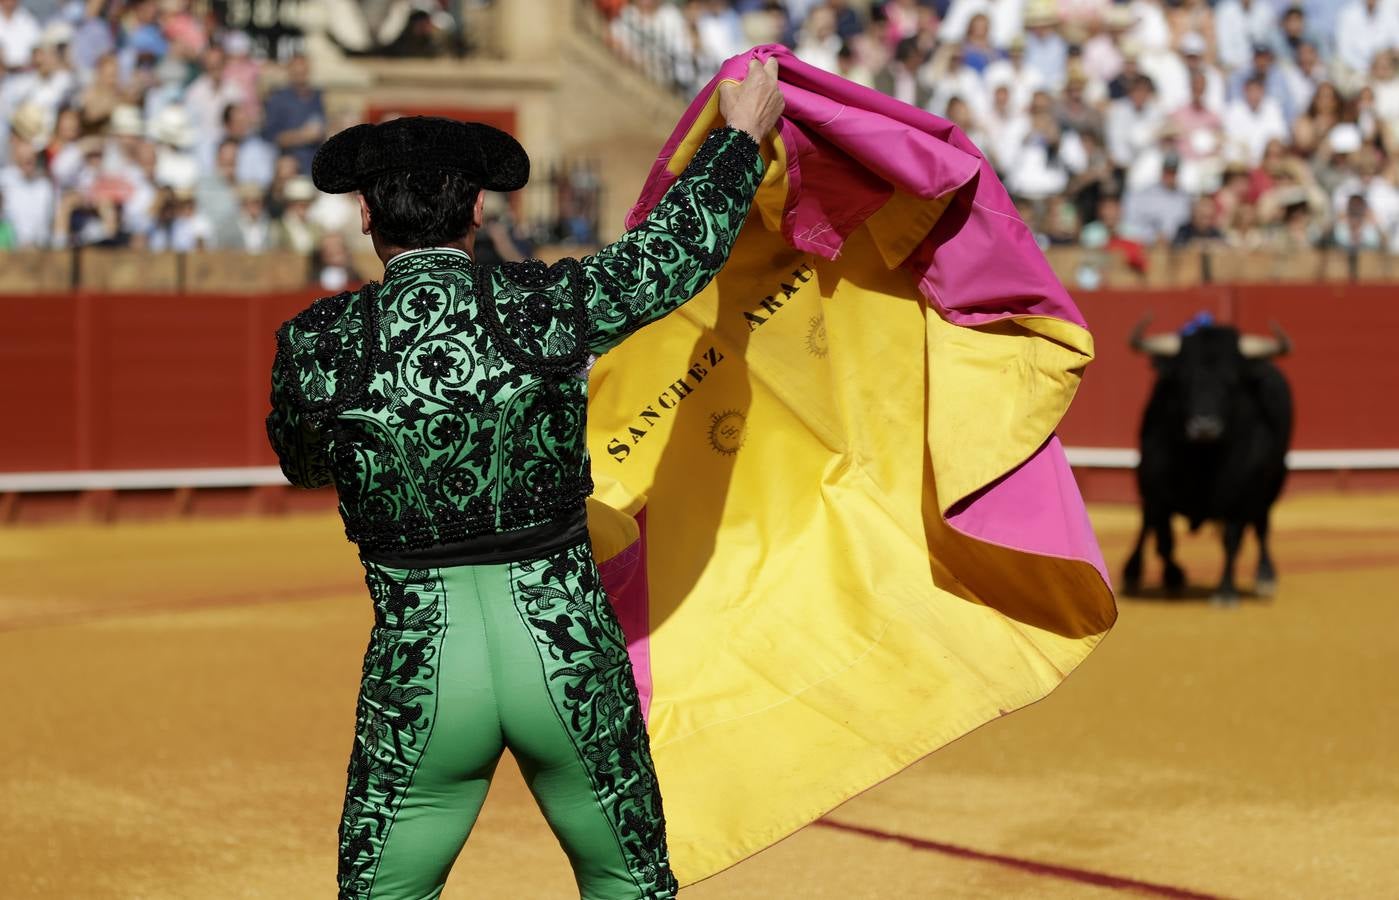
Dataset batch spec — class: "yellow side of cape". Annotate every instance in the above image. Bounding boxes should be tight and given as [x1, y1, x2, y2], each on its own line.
[586, 100, 1115, 884]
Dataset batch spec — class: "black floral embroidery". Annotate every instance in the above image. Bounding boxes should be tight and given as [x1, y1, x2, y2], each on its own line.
[338, 564, 446, 900]
[412, 345, 462, 390]
[580, 127, 760, 356]
[427, 413, 465, 446]
[477, 256, 591, 377]
[265, 128, 763, 557]
[405, 285, 444, 318]
[511, 542, 678, 899]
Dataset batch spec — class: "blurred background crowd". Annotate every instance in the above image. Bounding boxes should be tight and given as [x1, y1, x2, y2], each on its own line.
[601, 0, 1399, 262]
[5, 0, 1399, 288]
[0, 0, 600, 288]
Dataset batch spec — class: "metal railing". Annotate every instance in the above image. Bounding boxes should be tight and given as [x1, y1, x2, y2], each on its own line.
[574, 0, 699, 98]
[207, 0, 492, 61]
[518, 158, 606, 248]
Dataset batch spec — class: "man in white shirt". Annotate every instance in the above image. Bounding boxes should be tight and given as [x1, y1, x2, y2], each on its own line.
[1279, 40, 1325, 113]
[1083, 6, 1132, 85]
[198, 103, 277, 188]
[102, 105, 147, 185]
[1335, 0, 1399, 82]
[1023, 6, 1068, 88]
[233, 183, 272, 253]
[940, 0, 1026, 49]
[1371, 49, 1399, 122]
[611, 0, 695, 89]
[1, 38, 77, 138]
[184, 45, 250, 165]
[924, 43, 991, 118]
[1228, 43, 1302, 122]
[1106, 74, 1164, 168]
[1223, 75, 1288, 165]
[794, 7, 842, 73]
[1215, 0, 1279, 73]
[119, 138, 160, 241]
[832, 42, 875, 88]
[1121, 153, 1192, 243]
[0, 141, 55, 248]
[984, 38, 1045, 113]
[196, 140, 242, 249]
[692, 0, 746, 73]
[1169, 71, 1226, 193]
[1006, 103, 1078, 200]
[149, 106, 199, 190]
[1145, 32, 1225, 114]
[148, 187, 213, 253]
[0, 0, 41, 71]
[1127, 0, 1171, 55]
[981, 81, 1031, 170]
[1330, 146, 1399, 235]
[272, 175, 320, 254]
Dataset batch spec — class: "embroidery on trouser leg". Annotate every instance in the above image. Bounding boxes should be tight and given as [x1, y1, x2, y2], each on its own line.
[338, 564, 447, 899]
[511, 540, 679, 899]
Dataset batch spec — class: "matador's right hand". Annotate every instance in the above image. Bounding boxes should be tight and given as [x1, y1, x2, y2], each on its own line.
[719, 58, 785, 144]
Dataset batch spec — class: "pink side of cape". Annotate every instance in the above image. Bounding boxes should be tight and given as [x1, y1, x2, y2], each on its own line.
[598, 507, 654, 721]
[625, 45, 1089, 329]
[946, 437, 1111, 584]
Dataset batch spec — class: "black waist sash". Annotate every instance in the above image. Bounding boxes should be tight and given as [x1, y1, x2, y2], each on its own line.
[359, 504, 590, 568]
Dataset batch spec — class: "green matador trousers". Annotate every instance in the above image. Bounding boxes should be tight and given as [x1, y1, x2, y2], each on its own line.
[337, 537, 678, 900]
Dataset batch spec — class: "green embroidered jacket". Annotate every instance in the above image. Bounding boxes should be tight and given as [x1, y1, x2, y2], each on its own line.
[267, 127, 763, 556]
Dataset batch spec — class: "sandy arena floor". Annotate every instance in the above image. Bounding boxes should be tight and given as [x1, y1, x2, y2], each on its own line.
[2, 492, 1397, 899]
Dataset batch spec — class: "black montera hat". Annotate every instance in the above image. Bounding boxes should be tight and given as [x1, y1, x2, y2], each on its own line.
[311, 116, 530, 194]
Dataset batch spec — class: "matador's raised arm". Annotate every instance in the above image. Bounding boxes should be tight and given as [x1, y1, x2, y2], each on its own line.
[580, 126, 764, 355]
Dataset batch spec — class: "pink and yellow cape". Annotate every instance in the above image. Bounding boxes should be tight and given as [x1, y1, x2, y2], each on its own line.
[584, 46, 1117, 884]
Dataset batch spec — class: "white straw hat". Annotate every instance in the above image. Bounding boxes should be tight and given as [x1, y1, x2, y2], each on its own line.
[149, 105, 196, 149]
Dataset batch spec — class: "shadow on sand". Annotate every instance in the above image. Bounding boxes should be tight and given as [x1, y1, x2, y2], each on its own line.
[1118, 584, 1274, 603]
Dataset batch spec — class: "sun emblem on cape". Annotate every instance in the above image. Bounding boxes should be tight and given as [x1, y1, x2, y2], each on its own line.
[806, 314, 828, 358]
[708, 410, 746, 455]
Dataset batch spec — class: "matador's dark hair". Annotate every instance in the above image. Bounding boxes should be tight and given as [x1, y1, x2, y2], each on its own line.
[362, 168, 482, 249]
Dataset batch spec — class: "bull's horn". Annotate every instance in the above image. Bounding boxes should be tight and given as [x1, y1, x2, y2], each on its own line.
[1128, 315, 1182, 356]
[1138, 334, 1182, 356]
[1239, 321, 1292, 359]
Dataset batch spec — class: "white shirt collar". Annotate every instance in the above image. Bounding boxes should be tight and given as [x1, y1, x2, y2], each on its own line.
[384, 246, 473, 267]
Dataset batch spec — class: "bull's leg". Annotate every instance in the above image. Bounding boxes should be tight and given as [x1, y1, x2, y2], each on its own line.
[1153, 511, 1186, 594]
[1214, 520, 1245, 605]
[1123, 520, 1149, 594]
[1254, 512, 1278, 598]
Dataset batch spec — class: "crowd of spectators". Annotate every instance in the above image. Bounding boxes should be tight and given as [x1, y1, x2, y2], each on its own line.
[10, 0, 1399, 276]
[603, 0, 1399, 260]
[0, 0, 371, 282]
[0, 0, 527, 288]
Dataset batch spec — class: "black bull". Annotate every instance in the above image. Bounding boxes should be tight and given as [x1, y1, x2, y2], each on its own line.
[1123, 322, 1294, 601]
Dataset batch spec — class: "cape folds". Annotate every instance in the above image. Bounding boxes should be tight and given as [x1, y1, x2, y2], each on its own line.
[585, 46, 1117, 885]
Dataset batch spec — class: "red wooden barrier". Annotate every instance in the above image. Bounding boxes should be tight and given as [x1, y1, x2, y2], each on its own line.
[1, 292, 317, 473]
[4, 297, 81, 471]
[1059, 286, 1399, 452]
[1232, 284, 1399, 450]
[1, 284, 1396, 480]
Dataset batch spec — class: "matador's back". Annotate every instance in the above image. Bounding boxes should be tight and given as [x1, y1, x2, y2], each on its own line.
[267, 127, 763, 563]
